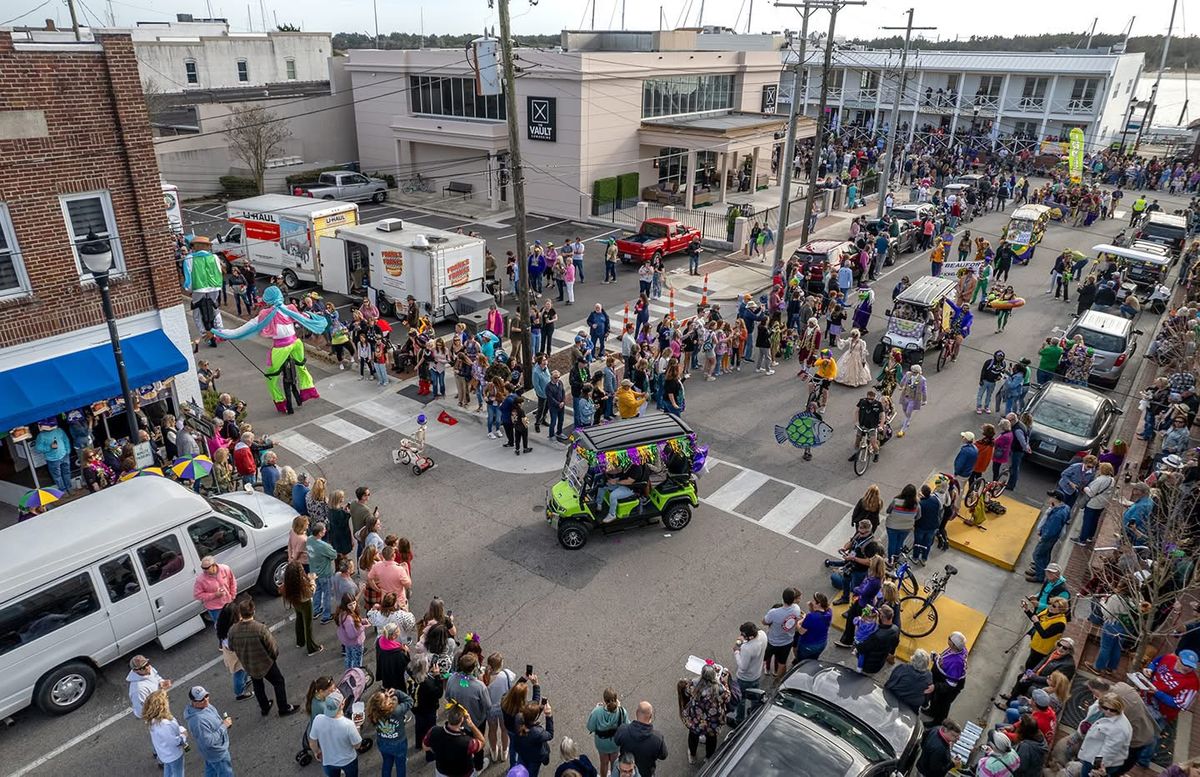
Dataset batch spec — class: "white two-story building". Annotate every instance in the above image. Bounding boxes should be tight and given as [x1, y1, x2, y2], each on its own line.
[781, 46, 1144, 152]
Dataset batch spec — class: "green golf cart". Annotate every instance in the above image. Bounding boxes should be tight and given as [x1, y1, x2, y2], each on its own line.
[545, 414, 704, 550]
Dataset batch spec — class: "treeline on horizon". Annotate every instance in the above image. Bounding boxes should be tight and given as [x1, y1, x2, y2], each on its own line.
[847, 33, 1200, 71]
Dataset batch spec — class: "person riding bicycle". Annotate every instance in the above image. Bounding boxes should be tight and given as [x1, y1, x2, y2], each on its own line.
[810, 348, 838, 410]
[943, 299, 972, 358]
[849, 388, 886, 463]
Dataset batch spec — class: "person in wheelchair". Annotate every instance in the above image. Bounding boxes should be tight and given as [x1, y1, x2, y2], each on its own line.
[598, 460, 649, 524]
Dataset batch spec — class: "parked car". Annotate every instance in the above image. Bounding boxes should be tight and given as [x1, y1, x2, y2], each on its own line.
[1134, 212, 1188, 259]
[615, 218, 701, 264]
[789, 239, 857, 294]
[0, 478, 297, 718]
[889, 202, 935, 224]
[696, 660, 921, 777]
[1061, 310, 1142, 387]
[870, 218, 919, 255]
[293, 171, 388, 204]
[1025, 381, 1121, 469]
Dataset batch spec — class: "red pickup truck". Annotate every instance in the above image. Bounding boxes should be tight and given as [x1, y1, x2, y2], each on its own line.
[615, 218, 701, 264]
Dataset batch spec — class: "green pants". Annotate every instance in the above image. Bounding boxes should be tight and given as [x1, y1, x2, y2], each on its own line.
[266, 339, 318, 412]
[294, 598, 320, 652]
[971, 280, 988, 304]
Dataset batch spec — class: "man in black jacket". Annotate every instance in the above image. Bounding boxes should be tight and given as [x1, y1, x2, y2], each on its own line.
[858, 605, 901, 674]
[916, 720, 962, 776]
[614, 701, 667, 777]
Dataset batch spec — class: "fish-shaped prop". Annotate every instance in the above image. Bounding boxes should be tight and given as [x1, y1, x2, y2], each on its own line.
[775, 412, 833, 448]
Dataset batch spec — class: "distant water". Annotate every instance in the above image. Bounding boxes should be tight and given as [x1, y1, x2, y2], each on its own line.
[1136, 72, 1192, 127]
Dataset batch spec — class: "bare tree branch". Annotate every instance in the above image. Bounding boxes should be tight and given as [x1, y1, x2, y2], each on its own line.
[222, 105, 291, 195]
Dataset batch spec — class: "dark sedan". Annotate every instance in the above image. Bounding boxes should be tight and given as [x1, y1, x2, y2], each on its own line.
[696, 661, 921, 777]
[1026, 381, 1122, 469]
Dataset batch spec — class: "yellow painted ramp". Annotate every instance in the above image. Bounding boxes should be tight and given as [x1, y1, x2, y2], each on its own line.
[944, 494, 1041, 572]
[834, 596, 987, 663]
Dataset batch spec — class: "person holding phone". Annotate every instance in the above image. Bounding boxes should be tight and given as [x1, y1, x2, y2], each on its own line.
[308, 691, 363, 777]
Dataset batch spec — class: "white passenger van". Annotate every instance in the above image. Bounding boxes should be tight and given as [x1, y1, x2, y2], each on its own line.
[0, 478, 297, 717]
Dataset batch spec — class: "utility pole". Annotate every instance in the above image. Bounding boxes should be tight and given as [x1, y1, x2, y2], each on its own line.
[373, 0, 380, 48]
[1084, 17, 1097, 48]
[875, 9, 935, 219]
[746, 0, 753, 33]
[768, 0, 814, 273]
[778, 1, 865, 244]
[497, 0, 533, 388]
[66, 0, 81, 40]
[1134, 0, 1176, 153]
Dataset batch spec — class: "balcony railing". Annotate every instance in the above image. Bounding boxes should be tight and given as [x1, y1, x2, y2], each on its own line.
[853, 88, 879, 103]
[1064, 98, 1097, 115]
[1006, 96, 1046, 113]
[969, 95, 1000, 113]
[824, 87, 843, 101]
[917, 95, 960, 113]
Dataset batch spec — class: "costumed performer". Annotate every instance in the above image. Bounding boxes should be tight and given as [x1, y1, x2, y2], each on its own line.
[213, 286, 329, 413]
[182, 235, 224, 348]
[851, 284, 874, 334]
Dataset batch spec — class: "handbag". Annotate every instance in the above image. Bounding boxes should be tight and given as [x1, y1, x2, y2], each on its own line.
[220, 646, 242, 674]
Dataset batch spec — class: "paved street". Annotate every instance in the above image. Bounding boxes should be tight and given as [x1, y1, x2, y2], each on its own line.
[2, 188, 1188, 777]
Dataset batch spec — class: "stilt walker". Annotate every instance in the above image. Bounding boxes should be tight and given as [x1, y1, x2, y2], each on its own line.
[182, 236, 224, 347]
[213, 286, 328, 413]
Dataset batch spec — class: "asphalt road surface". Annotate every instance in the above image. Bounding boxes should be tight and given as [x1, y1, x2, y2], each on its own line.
[3, 188, 1188, 777]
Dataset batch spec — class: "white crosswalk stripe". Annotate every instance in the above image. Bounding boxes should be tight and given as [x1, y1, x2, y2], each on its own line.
[701, 457, 852, 552]
[548, 284, 718, 352]
[312, 416, 376, 444]
[273, 430, 335, 462]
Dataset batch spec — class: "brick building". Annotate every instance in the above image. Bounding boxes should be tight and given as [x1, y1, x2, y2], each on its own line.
[0, 30, 199, 503]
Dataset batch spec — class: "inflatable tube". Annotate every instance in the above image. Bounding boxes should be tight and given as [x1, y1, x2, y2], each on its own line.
[988, 297, 1026, 311]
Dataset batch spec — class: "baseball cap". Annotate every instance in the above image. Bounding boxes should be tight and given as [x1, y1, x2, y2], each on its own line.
[1032, 688, 1050, 708]
[1045, 563, 1061, 575]
[1180, 649, 1199, 668]
[326, 690, 345, 709]
[960, 431, 975, 443]
[188, 686, 210, 702]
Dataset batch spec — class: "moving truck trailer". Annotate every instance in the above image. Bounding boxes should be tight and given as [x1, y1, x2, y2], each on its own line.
[214, 194, 359, 291]
[325, 219, 486, 321]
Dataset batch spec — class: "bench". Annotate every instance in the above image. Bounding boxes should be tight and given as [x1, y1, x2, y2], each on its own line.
[443, 181, 473, 199]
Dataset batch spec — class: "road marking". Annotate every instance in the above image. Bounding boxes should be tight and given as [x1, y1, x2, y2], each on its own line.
[704, 469, 771, 513]
[355, 399, 419, 430]
[759, 486, 825, 534]
[6, 617, 290, 777]
[273, 430, 335, 462]
[498, 218, 570, 241]
[312, 416, 376, 444]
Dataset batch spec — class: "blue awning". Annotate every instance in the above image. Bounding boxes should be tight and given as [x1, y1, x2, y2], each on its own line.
[0, 330, 189, 433]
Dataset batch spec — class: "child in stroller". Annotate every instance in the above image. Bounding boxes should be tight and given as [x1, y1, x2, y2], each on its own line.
[296, 668, 376, 766]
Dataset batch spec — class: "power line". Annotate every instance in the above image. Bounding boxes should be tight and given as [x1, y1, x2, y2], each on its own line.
[1, 0, 54, 26]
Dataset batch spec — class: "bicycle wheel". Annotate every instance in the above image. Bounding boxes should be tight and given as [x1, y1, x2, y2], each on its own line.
[853, 444, 870, 476]
[899, 595, 939, 639]
[936, 343, 949, 372]
[987, 480, 1007, 501]
[897, 568, 919, 597]
[963, 483, 980, 510]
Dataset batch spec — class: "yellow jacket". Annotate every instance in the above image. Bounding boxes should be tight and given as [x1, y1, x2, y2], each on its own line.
[1028, 610, 1067, 655]
[615, 387, 645, 419]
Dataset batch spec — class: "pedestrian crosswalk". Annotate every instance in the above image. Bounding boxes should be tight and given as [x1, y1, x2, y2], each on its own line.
[700, 456, 853, 553]
[547, 273, 727, 351]
[269, 381, 423, 464]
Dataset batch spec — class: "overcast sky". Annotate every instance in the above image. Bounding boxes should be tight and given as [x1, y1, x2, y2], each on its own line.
[47, 0, 1182, 43]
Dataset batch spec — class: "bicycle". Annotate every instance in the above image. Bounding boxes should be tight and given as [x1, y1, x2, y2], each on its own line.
[888, 547, 921, 597]
[851, 424, 876, 477]
[401, 174, 435, 194]
[935, 334, 961, 372]
[898, 563, 959, 639]
[963, 474, 1006, 511]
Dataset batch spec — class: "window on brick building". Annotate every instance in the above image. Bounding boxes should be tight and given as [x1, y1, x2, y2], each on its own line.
[285, 58, 296, 80]
[60, 192, 125, 279]
[0, 206, 31, 299]
[184, 59, 198, 85]
[237, 59, 249, 83]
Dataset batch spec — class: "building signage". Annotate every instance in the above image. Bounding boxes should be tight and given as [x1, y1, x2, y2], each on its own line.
[527, 96, 556, 142]
[761, 84, 778, 114]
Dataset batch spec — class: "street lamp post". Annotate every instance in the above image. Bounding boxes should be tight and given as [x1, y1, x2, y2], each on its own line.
[79, 231, 140, 444]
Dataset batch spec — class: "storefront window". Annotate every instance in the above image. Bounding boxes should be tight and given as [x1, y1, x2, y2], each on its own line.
[642, 74, 735, 119]
[409, 75, 506, 121]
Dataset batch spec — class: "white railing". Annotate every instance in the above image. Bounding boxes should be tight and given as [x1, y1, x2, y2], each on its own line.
[1064, 98, 1097, 115]
[969, 95, 1000, 112]
[855, 88, 879, 103]
[1007, 97, 1046, 113]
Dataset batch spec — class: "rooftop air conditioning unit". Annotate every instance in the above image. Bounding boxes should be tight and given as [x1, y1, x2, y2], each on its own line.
[376, 218, 404, 232]
[412, 234, 430, 248]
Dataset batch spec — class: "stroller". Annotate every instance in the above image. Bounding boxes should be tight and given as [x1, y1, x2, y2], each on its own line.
[295, 666, 376, 766]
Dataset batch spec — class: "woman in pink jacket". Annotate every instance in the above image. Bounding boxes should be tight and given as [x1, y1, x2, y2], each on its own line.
[193, 556, 237, 625]
[991, 419, 1014, 482]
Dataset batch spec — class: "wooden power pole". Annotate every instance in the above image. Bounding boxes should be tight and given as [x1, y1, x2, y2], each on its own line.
[497, 0, 533, 388]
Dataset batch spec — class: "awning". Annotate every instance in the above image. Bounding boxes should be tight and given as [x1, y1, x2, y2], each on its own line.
[0, 330, 188, 432]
